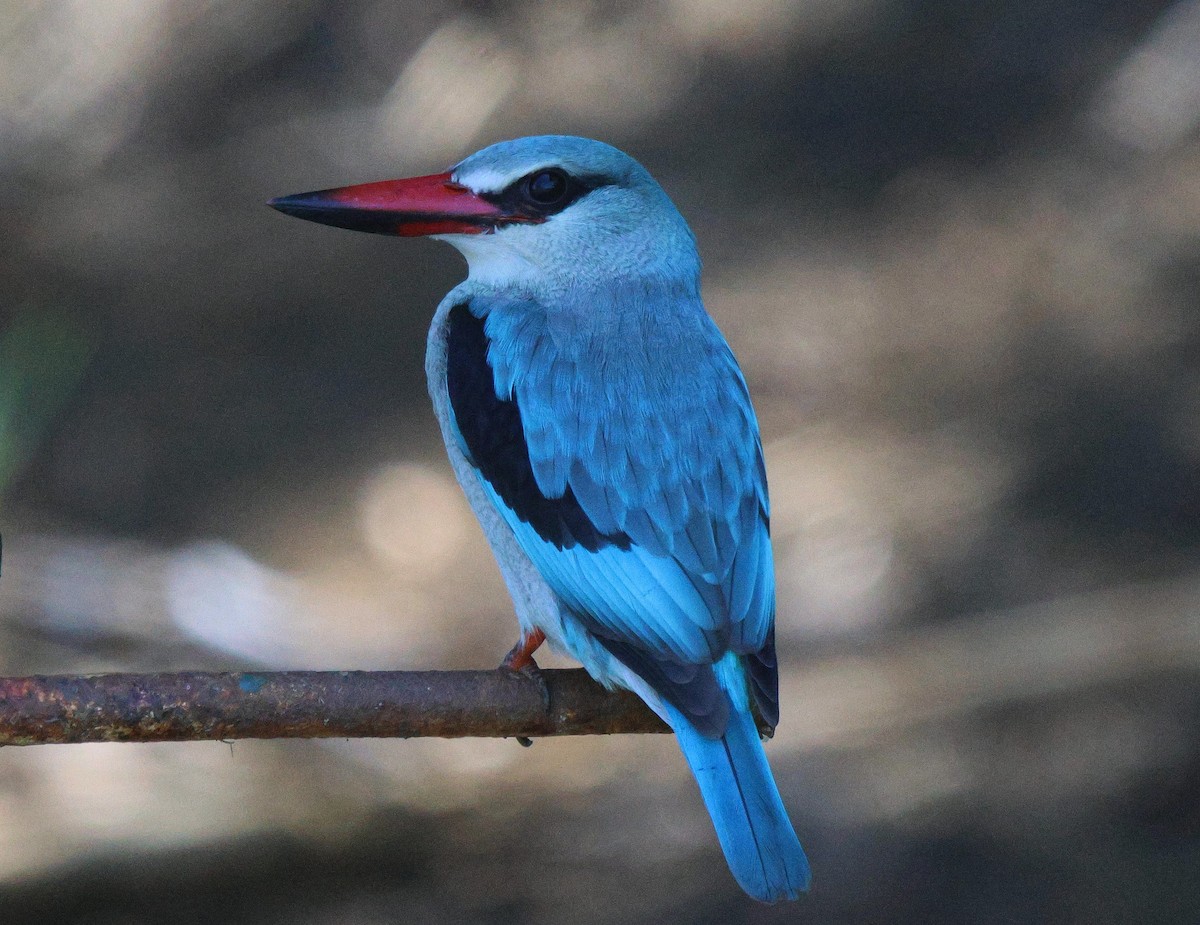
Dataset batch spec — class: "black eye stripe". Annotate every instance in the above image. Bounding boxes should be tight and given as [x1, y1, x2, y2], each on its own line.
[479, 169, 606, 221]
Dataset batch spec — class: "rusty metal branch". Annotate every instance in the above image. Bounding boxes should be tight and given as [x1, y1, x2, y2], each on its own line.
[0, 669, 670, 746]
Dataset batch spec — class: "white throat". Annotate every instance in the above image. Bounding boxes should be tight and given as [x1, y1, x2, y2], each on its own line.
[434, 232, 543, 289]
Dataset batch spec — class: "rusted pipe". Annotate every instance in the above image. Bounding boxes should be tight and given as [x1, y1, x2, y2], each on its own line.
[0, 669, 670, 746]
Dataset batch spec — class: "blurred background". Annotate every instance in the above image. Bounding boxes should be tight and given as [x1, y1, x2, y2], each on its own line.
[1, 0, 1198, 921]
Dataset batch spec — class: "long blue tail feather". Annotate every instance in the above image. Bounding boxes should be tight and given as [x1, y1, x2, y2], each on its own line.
[668, 701, 811, 902]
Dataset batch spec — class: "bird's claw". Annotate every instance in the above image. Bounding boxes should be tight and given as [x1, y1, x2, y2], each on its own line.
[500, 647, 552, 715]
[511, 655, 551, 714]
[501, 629, 551, 745]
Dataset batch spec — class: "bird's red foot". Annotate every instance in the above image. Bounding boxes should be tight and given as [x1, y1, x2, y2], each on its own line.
[501, 627, 546, 672]
[500, 629, 549, 745]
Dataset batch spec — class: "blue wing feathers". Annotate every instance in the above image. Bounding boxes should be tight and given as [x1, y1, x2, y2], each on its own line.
[728, 518, 760, 627]
[737, 520, 775, 657]
[451, 291, 778, 729]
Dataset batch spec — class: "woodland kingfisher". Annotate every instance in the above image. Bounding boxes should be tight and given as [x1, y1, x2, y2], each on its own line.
[271, 135, 811, 902]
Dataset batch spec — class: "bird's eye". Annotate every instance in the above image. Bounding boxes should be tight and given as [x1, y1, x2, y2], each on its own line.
[524, 169, 569, 205]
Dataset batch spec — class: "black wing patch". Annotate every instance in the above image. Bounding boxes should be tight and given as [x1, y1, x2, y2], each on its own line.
[594, 635, 730, 738]
[745, 626, 779, 732]
[596, 630, 775, 738]
[446, 302, 630, 553]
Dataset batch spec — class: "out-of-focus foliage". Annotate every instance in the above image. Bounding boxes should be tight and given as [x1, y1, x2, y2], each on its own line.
[0, 1, 1198, 923]
[0, 313, 91, 490]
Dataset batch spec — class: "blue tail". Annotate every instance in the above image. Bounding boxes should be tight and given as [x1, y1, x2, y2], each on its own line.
[669, 701, 811, 902]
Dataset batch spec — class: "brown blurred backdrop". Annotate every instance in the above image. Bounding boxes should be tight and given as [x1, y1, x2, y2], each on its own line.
[1, 1, 1199, 922]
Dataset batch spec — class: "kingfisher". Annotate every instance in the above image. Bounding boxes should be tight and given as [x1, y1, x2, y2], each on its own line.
[270, 135, 810, 901]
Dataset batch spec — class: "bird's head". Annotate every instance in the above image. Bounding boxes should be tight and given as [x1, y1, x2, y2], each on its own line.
[270, 135, 699, 293]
